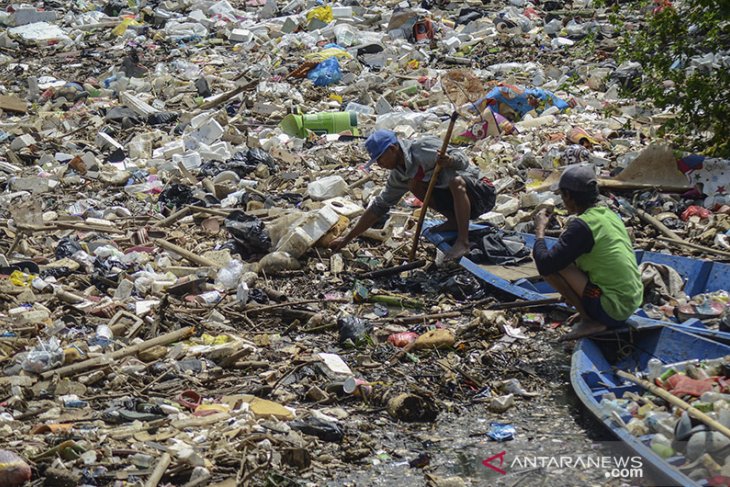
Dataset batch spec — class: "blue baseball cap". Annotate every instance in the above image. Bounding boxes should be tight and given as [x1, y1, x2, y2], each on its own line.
[364, 130, 398, 166]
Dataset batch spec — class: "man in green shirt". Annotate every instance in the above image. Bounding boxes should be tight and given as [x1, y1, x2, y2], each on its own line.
[532, 165, 643, 340]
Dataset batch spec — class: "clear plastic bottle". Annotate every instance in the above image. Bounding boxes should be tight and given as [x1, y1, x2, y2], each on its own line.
[345, 102, 374, 116]
[647, 358, 663, 380]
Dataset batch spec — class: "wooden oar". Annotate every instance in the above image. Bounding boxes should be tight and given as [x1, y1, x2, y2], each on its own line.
[408, 111, 459, 261]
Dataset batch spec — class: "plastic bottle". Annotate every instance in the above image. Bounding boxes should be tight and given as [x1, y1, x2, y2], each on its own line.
[645, 411, 676, 436]
[333, 24, 358, 46]
[700, 391, 730, 403]
[91, 325, 113, 349]
[345, 102, 375, 116]
[650, 434, 675, 458]
[647, 358, 663, 380]
[600, 398, 631, 419]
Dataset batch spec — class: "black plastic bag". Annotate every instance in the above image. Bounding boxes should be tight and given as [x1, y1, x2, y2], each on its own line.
[158, 184, 196, 209]
[338, 315, 372, 345]
[55, 237, 82, 259]
[439, 273, 485, 301]
[290, 417, 344, 442]
[147, 112, 179, 125]
[200, 148, 278, 179]
[224, 211, 271, 256]
[104, 107, 143, 125]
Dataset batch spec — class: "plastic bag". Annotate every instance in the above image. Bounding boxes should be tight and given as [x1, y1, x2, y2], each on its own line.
[21, 337, 64, 373]
[215, 259, 244, 290]
[306, 5, 334, 24]
[158, 184, 196, 209]
[290, 417, 344, 442]
[55, 237, 82, 259]
[307, 57, 341, 87]
[338, 315, 371, 346]
[224, 211, 272, 257]
[201, 148, 278, 179]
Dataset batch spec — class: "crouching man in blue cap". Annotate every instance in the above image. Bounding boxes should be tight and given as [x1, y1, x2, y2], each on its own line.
[328, 130, 496, 260]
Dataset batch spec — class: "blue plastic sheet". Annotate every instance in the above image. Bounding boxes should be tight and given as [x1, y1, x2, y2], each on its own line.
[473, 84, 570, 121]
[307, 57, 341, 87]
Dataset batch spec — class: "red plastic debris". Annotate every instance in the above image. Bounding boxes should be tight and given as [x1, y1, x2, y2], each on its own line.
[388, 332, 419, 348]
[681, 205, 712, 221]
[665, 374, 715, 397]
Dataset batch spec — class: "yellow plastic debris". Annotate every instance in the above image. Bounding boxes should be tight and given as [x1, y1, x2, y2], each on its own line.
[306, 5, 333, 24]
[112, 17, 141, 36]
[304, 48, 352, 63]
[9, 270, 35, 287]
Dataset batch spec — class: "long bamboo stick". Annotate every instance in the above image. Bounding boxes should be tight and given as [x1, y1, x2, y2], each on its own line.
[41, 326, 195, 379]
[144, 453, 171, 487]
[154, 238, 221, 268]
[616, 369, 730, 440]
[656, 236, 730, 259]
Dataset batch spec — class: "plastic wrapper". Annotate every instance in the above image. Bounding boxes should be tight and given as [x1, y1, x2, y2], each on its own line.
[387, 331, 419, 347]
[486, 422, 516, 442]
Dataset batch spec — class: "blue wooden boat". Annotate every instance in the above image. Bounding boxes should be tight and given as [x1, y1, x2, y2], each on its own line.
[572, 326, 730, 487]
[422, 222, 730, 340]
[423, 222, 730, 484]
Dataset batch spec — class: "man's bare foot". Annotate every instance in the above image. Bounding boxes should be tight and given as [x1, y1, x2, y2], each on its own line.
[444, 240, 471, 261]
[430, 220, 458, 233]
[558, 319, 607, 342]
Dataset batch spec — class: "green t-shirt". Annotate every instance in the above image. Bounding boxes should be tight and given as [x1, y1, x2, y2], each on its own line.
[576, 206, 643, 321]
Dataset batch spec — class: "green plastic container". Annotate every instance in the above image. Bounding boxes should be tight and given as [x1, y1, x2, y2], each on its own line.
[280, 112, 358, 138]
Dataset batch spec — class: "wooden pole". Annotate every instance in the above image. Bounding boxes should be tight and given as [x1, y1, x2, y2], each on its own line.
[41, 326, 195, 379]
[243, 298, 349, 315]
[153, 206, 191, 228]
[408, 112, 459, 261]
[635, 208, 682, 241]
[616, 369, 730, 440]
[656, 236, 730, 259]
[154, 238, 221, 269]
[144, 453, 171, 487]
[361, 259, 426, 279]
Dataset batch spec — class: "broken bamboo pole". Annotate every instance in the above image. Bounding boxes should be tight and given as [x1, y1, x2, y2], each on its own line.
[361, 260, 426, 279]
[616, 369, 730, 440]
[635, 208, 682, 241]
[41, 326, 195, 379]
[380, 311, 462, 324]
[656, 236, 730, 259]
[55, 221, 125, 234]
[154, 239, 221, 268]
[153, 206, 191, 228]
[243, 298, 349, 315]
[144, 453, 171, 487]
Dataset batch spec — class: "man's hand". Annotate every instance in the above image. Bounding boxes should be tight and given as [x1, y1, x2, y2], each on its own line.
[533, 208, 550, 237]
[436, 153, 453, 168]
[328, 236, 349, 251]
